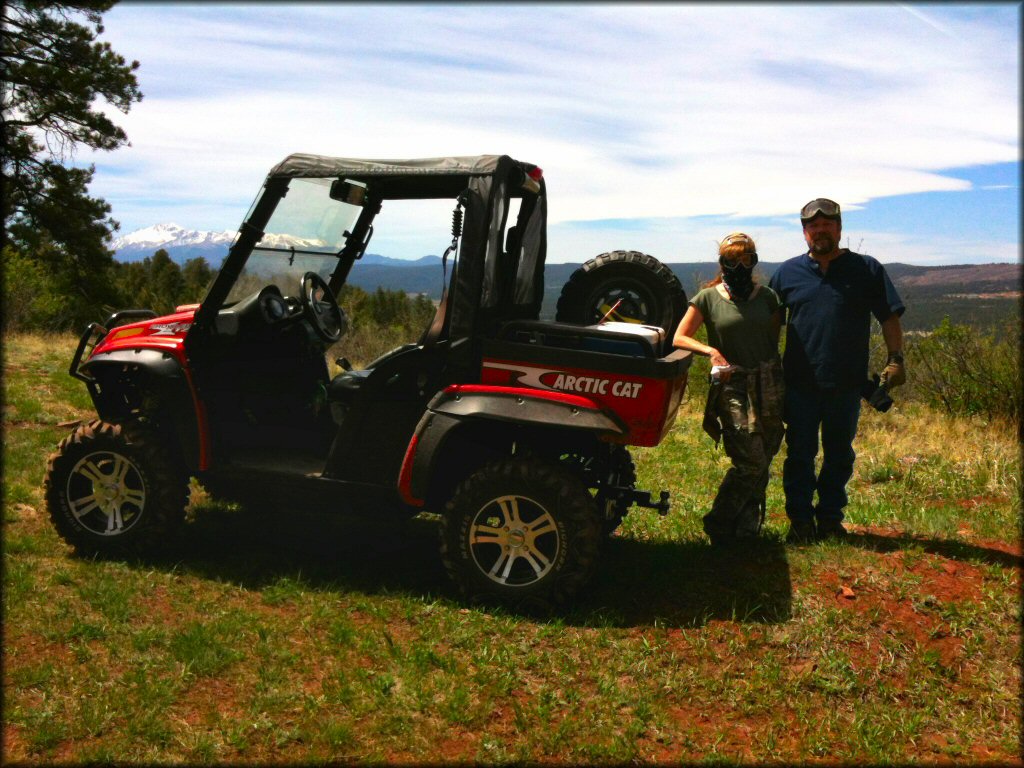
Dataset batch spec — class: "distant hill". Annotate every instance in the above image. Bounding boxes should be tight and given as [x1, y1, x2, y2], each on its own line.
[114, 225, 1019, 332]
[341, 259, 1020, 332]
[870, 262, 1020, 331]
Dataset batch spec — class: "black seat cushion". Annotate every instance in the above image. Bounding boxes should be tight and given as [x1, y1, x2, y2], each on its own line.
[328, 368, 371, 402]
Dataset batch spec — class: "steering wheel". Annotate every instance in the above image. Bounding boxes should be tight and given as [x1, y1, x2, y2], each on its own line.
[299, 272, 347, 343]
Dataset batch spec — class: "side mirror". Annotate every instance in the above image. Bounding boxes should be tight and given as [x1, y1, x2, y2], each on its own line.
[330, 179, 366, 206]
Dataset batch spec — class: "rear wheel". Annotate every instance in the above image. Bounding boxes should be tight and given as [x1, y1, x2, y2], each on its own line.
[555, 250, 687, 335]
[440, 455, 600, 609]
[44, 420, 188, 556]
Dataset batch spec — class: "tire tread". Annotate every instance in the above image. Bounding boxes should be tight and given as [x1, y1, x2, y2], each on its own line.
[555, 250, 687, 334]
[439, 454, 600, 610]
[44, 419, 188, 557]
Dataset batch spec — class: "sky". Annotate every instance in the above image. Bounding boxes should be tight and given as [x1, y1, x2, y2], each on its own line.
[84, 2, 1020, 265]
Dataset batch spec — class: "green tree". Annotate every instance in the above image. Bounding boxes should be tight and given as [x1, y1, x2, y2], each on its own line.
[109, 249, 199, 315]
[181, 257, 213, 304]
[146, 249, 184, 313]
[2, 0, 143, 328]
[1, 244, 66, 330]
[109, 259, 145, 309]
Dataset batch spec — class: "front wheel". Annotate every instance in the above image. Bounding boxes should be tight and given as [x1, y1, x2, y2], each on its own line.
[440, 455, 600, 610]
[44, 420, 189, 557]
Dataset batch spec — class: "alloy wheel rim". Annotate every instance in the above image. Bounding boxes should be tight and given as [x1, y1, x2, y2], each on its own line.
[469, 495, 560, 587]
[66, 450, 146, 536]
[590, 286, 652, 324]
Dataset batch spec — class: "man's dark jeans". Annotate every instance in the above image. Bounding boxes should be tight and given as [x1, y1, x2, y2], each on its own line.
[782, 384, 862, 525]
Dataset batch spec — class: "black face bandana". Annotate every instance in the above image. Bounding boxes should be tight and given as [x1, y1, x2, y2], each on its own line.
[721, 262, 755, 300]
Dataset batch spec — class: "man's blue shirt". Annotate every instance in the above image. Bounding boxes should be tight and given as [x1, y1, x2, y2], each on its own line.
[769, 250, 904, 390]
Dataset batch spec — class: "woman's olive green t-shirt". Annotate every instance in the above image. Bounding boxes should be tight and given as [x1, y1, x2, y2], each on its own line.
[690, 284, 782, 369]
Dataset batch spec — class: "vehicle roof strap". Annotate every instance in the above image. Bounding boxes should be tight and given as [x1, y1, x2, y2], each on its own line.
[420, 193, 467, 347]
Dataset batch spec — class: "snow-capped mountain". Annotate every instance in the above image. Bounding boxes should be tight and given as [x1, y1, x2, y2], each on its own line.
[112, 223, 441, 267]
[112, 223, 237, 264]
[112, 224, 335, 265]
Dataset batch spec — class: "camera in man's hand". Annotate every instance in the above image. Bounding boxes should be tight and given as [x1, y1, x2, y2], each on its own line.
[861, 374, 894, 413]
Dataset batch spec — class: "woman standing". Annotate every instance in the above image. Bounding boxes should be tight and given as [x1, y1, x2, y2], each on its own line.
[672, 233, 785, 546]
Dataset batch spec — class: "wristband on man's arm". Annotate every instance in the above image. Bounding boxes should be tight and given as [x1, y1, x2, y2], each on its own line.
[887, 351, 904, 364]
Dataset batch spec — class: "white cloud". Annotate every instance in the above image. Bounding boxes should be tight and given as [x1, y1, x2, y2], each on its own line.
[547, 218, 1020, 267]
[86, 3, 1019, 263]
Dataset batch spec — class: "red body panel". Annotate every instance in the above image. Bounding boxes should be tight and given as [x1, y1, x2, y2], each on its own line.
[88, 310, 211, 470]
[480, 357, 686, 447]
[397, 433, 422, 506]
[92, 309, 197, 364]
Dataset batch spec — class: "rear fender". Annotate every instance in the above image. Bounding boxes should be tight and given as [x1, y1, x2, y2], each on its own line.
[398, 384, 626, 507]
[81, 349, 207, 471]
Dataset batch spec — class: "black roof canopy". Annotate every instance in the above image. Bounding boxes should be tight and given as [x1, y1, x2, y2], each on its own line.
[268, 154, 525, 199]
[269, 154, 506, 178]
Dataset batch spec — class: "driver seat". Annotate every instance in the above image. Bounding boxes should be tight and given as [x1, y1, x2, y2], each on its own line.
[326, 343, 420, 424]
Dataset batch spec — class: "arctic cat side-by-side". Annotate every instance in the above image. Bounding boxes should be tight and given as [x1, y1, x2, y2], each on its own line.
[45, 154, 692, 609]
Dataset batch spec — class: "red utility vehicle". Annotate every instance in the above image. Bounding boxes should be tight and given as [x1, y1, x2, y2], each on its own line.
[45, 154, 692, 608]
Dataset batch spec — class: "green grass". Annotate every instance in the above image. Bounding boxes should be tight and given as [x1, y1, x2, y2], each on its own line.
[3, 331, 1021, 763]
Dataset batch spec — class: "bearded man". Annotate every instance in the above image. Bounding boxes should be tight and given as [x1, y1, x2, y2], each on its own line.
[769, 199, 906, 543]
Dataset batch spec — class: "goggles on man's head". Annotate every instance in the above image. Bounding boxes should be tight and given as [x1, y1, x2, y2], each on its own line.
[800, 198, 842, 223]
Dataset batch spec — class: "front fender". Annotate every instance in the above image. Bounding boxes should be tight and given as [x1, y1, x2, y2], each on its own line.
[81, 348, 208, 471]
[398, 384, 626, 506]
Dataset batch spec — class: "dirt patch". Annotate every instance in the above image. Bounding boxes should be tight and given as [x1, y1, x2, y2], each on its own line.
[6, 631, 78, 672]
[2, 724, 29, 764]
[433, 732, 480, 761]
[171, 675, 247, 727]
[816, 541, 987, 668]
[653, 704, 802, 761]
[926, 494, 1012, 511]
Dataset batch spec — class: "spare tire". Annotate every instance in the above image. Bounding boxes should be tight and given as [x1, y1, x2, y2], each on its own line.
[555, 250, 687, 334]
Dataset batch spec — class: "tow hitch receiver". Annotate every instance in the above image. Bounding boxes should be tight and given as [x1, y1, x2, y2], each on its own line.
[634, 489, 672, 516]
[610, 487, 671, 516]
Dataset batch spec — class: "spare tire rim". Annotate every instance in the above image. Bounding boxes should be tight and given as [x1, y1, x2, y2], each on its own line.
[469, 495, 559, 587]
[589, 285, 653, 324]
[66, 450, 146, 536]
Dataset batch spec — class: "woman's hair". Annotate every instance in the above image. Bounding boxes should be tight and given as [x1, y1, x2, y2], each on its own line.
[702, 232, 758, 288]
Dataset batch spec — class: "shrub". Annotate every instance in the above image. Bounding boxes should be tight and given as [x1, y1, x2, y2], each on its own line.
[904, 317, 1021, 425]
[1, 245, 67, 331]
[326, 285, 438, 368]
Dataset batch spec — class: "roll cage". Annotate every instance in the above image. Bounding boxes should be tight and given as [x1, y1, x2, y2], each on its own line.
[187, 154, 548, 363]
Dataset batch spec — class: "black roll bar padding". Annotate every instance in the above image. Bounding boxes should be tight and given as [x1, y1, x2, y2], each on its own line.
[103, 309, 157, 329]
[330, 193, 382, 295]
[419, 192, 470, 348]
[192, 176, 291, 332]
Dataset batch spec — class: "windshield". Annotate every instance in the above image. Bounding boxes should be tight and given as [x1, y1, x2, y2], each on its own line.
[224, 178, 363, 304]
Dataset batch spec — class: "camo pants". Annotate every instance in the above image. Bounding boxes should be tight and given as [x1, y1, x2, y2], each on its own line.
[702, 360, 785, 539]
